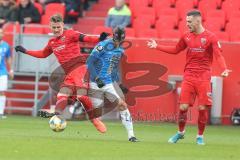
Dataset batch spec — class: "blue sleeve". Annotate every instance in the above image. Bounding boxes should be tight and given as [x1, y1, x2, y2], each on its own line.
[87, 54, 98, 80]
[5, 44, 11, 59]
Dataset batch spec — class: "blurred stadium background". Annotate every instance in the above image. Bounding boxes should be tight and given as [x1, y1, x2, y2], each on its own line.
[1, 0, 240, 159]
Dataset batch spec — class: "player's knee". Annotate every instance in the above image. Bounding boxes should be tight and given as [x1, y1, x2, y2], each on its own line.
[59, 87, 72, 96]
[77, 88, 87, 96]
[57, 93, 69, 101]
[180, 104, 189, 111]
[118, 99, 127, 111]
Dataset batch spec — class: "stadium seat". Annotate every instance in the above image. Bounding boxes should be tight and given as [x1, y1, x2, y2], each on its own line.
[24, 25, 45, 34]
[204, 18, 224, 32]
[226, 11, 240, 22]
[93, 26, 112, 35]
[204, 10, 226, 26]
[2, 23, 20, 33]
[45, 3, 65, 17]
[221, 0, 240, 16]
[85, 11, 107, 17]
[152, 0, 174, 9]
[133, 7, 155, 19]
[225, 18, 240, 34]
[125, 28, 136, 38]
[178, 20, 188, 34]
[155, 18, 177, 31]
[91, 4, 111, 12]
[135, 29, 158, 38]
[77, 18, 105, 26]
[73, 24, 100, 34]
[129, 0, 149, 8]
[175, 0, 196, 10]
[198, 0, 220, 11]
[132, 18, 152, 29]
[158, 29, 181, 39]
[156, 8, 179, 22]
[98, 0, 115, 5]
[230, 31, 240, 42]
[215, 31, 230, 42]
[33, 2, 43, 15]
[41, 15, 49, 25]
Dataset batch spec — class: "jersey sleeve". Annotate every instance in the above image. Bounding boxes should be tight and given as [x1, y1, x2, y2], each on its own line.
[211, 34, 227, 70]
[5, 43, 11, 59]
[156, 35, 187, 54]
[26, 41, 53, 58]
[71, 30, 99, 43]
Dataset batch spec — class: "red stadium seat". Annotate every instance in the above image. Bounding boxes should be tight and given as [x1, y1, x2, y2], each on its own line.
[24, 25, 45, 34]
[72, 24, 97, 34]
[175, 0, 196, 10]
[2, 23, 20, 33]
[140, 15, 156, 26]
[204, 10, 226, 26]
[158, 29, 181, 39]
[198, 0, 220, 12]
[125, 28, 136, 38]
[98, 0, 115, 5]
[156, 8, 179, 22]
[41, 15, 49, 25]
[152, 0, 174, 9]
[230, 31, 240, 42]
[132, 18, 152, 29]
[85, 11, 107, 17]
[93, 26, 112, 35]
[222, 0, 240, 13]
[204, 18, 224, 32]
[155, 17, 177, 31]
[34, 2, 43, 15]
[135, 29, 158, 38]
[91, 4, 111, 12]
[133, 7, 155, 19]
[77, 18, 105, 26]
[178, 20, 188, 34]
[225, 18, 240, 34]
[226, 11, 240, 22]
[129, 0, 149, 8]
[215, 31, 230, 42]
[45, 3, 65, 17]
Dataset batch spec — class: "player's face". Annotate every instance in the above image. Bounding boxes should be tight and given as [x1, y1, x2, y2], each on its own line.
[186, 16, 197, 33]
[0, 29, 3, 40]
[50, 22, 64, 37]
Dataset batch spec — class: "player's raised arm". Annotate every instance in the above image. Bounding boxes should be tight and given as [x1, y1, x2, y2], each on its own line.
[76, 32, 109, 43]
[211, 36, 232, 77]
[147, 37, 187, 54]
[15, 44, 52, 58]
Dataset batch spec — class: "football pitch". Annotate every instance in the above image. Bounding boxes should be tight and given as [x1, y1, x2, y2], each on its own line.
[0, 116, 239, 160]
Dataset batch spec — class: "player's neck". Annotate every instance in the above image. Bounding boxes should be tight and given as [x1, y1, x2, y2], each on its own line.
[194, 25, 205, 34]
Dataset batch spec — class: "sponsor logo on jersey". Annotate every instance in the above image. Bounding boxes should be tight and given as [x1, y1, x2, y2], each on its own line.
[53, 45, 65, 51]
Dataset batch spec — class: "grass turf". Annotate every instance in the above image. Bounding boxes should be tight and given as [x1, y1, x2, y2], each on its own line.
[0, 115, 239, 160]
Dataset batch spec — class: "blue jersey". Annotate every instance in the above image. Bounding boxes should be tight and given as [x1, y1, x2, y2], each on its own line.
[0, 41, 11, 76]
[87, 38, 124, 84]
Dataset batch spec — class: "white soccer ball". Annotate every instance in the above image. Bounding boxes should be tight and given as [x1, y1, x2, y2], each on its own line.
[49, 115, 67, 132]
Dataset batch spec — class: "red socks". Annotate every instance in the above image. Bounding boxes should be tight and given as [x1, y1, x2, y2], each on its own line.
[55, 95, 68, 113]
[77, 96, 94, 119]
[178, 109, 188, 132]
[198, 110, 208, 135]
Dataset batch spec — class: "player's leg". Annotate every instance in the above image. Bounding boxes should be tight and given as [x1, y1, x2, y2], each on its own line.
[168, 80, 196, 143]
[196, 81, 212, 145]
[39, 87, 72, 118]
[0, 75, 8, 118]
[106, 83, 138, 142]
[76, 87, 107, 133]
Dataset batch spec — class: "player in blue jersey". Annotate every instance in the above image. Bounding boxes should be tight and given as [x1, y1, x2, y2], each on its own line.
[0, 28, 13, 118]
[87, 27, 139, 142]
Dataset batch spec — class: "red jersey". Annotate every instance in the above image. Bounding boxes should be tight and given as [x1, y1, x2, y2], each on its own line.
[27, 29, 99, 72]
[158, 30, 227, 81]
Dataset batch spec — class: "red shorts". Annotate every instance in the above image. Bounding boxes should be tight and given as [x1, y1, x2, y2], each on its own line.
[179, 80, 212, 107]
[61, 65, 89, 91]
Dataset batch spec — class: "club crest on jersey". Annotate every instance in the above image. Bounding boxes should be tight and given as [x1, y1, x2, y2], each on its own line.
[61, 36, 65, 42]
[96, 45, 103, 52]
[201, 38, 207, 45]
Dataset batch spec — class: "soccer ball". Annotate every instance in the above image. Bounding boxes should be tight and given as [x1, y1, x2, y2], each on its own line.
[49, 115, 67, 132]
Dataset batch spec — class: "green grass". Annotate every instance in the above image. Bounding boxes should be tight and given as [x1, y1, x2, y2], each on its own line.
[0, 116, 239, 160]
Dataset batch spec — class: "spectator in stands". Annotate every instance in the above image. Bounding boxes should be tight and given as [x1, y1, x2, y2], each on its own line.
[0, 0, 16, 27]
[105, 0, 131, 29]
[0, 28, 13, 118]
[12, 0, 41, 24]
[64, 0, 81, 24]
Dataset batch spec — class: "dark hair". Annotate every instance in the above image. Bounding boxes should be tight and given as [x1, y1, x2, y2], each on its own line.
[187, 10, 201, 17]
[50, 14, 63, 23]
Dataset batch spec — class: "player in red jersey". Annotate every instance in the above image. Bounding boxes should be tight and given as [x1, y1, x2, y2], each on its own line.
[147, 10, 231, 145]
[15, 14, 108, 133]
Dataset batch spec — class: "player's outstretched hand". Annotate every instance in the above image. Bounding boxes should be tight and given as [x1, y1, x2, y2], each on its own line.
[15, 45, 27, 53]
[119, 84, 129, 94]
[95, 77, 105, 88]
[147, 39, 158, 49]
[221, 69, 232, 77]
[99, 32, 110, 41]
